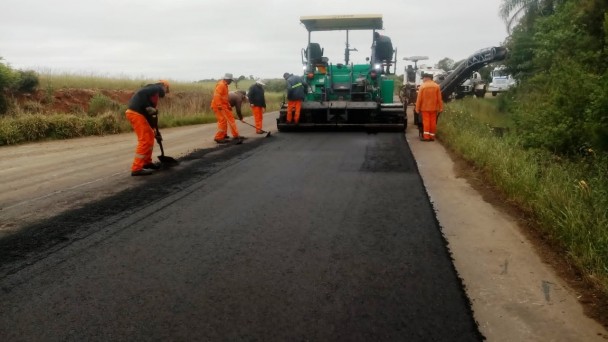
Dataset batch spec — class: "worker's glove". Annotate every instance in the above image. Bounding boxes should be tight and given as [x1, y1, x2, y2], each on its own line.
[145, 107, 158, 115]
[145, 107, 159, 128]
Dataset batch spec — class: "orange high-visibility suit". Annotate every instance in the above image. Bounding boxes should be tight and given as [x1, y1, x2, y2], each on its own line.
[211, 79, 240, 141]
[247, 82, 266, 132]
[284, 74, 307, 124]
[415, 79, 444, 141]
[125, 83, 166, 172]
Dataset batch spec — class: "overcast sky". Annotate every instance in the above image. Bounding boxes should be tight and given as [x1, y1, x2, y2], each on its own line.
[0, 0, 508, 82]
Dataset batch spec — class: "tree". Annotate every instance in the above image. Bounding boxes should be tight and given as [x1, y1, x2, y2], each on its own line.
[436, 58, 454, 71]
[499, 0, 561, 33]
[233, 75, 246, 89]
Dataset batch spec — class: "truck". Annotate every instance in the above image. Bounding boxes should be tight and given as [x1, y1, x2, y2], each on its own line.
[488, 65, 516, 96]
[454, 71, 487, 99]
[276, 14, 406, 132]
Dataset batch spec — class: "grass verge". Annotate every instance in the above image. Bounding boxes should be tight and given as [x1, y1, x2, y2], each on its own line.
[439, 98, 608, 294]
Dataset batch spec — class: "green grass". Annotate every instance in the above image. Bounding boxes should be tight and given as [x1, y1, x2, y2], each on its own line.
[0, 72, 286, 145]
[440, 98, 608, 292]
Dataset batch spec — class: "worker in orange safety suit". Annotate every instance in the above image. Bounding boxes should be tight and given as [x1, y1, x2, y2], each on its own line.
[211, 73, 243, 144]
[415, 72, 443, 141]
[125, 80, 170, 176]
[283, 72, 308, 124]
[247, 79, 266, 133]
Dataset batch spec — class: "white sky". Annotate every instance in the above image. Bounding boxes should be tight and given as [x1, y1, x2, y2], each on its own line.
[0, 0, 508, 82]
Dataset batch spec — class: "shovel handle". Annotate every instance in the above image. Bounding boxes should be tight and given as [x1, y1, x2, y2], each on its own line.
[155, 128, 165, 157]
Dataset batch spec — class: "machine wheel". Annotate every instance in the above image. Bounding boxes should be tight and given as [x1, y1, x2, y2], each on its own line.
[492, 92, 498, 96]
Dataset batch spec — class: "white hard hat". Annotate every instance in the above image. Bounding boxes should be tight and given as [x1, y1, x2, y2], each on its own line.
[255, 78, 266, 85]
[223, 73, 234, 80]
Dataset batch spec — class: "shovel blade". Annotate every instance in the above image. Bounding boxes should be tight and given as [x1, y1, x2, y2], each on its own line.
[158, 155, 179, 167]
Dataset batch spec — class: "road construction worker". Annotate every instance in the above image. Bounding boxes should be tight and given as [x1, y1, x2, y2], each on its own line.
[125, 80, 170, 176]
[247, 79, 266, 133]
[283, 72, 307, 124]
[415, 72, 443, 141]
[211, 73, 242, 144]
[228, 90, 248, 122]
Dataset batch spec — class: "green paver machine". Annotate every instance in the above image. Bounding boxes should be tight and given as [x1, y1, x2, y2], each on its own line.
[277, 14, 406, 132]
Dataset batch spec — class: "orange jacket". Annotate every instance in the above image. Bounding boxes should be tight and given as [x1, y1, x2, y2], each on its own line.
[415, 80, 443, 113]
[211, 80, 230, 109]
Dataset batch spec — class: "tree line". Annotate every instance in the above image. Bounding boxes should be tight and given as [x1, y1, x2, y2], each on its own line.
[499, 0, 607, 155]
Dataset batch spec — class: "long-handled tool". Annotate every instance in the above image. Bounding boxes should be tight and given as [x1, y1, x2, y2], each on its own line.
[154, 127, 179, 167]
[241, 120, 271, 137]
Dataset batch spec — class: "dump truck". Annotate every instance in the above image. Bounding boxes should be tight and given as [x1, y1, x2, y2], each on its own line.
[488, 65, 516, 96]
[277, 14, 406, 132]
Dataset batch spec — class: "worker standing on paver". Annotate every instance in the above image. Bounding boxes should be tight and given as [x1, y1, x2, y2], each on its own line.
[415, 72, 443, 141]
[283, 72, 307, 124]
[125, 80, 170, 176]
[211, 73, 242, 144]
[247, 79, 266, 134]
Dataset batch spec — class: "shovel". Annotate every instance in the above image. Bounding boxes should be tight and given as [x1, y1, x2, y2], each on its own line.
[154, 127, 179, 167]
[241, 120, 271, 137]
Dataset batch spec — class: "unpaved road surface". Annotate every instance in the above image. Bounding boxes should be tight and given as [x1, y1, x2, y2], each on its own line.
[0, 112, 606, 340]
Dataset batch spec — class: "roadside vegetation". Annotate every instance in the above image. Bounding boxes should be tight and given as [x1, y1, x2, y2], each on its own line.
[441, 0, 608, 294]
[0, 65, 286, 145]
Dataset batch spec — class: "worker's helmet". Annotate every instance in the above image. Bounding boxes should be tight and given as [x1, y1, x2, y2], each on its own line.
[422, 72, 433, 79]
[158, 79, 170, 93]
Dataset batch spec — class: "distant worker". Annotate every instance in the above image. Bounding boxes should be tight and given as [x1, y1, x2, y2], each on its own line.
[125, 80, 170, 176]
[247, 79, 267, 134]
[406, 65, 416, 83]
[415, 72, 443, 141]
[229, 90, 248, 122]
[211, 73, 242, 144]
[283, 72, 308, 124]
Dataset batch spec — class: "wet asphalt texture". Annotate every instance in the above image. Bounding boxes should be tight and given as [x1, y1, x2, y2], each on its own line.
[0, 132, 482, 341]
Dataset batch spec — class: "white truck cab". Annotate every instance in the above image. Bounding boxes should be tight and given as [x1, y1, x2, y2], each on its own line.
[488, 66, 516, 96]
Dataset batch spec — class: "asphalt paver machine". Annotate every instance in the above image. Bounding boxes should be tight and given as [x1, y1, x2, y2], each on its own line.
[277, 14, 406, 132]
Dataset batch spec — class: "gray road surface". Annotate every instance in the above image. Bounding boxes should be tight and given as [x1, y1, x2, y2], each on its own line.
[0, 131, 481, 341]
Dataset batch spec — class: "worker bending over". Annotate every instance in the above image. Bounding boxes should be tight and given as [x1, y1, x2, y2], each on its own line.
[125, 80, 170, 176]
[229, 90, 248, 122]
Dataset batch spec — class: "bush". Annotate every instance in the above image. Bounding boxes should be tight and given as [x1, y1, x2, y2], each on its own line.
[16, 70, 39, 93]
[264, 79, 287, 93]
[0, 60, 18, 114]
[511, 59, 600, 155]
[88, 93, 120, 116]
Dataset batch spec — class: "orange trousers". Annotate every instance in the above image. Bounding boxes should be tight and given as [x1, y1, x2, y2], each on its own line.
[212, 106, 239, 140]
[126, 109, 154, 171]
[286, 100, 302, 123]
[421, 111, 438, 140]
[251, 106, 264, 131]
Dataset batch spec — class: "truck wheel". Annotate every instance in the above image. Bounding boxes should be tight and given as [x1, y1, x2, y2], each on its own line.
[492, 92, 497, 96]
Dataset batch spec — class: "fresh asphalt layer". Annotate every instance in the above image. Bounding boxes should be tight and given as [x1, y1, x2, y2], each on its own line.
[0, 131, 482, 341]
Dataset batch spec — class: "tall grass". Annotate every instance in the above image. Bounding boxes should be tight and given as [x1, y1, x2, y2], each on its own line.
[0, 72, 286, 145]
[440, 98, 608, 292]
[37, 71, 217, 92]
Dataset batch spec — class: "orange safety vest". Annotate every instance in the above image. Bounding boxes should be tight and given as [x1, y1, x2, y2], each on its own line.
[211, 80, 230, 109]
[415, 80, 444, 113]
